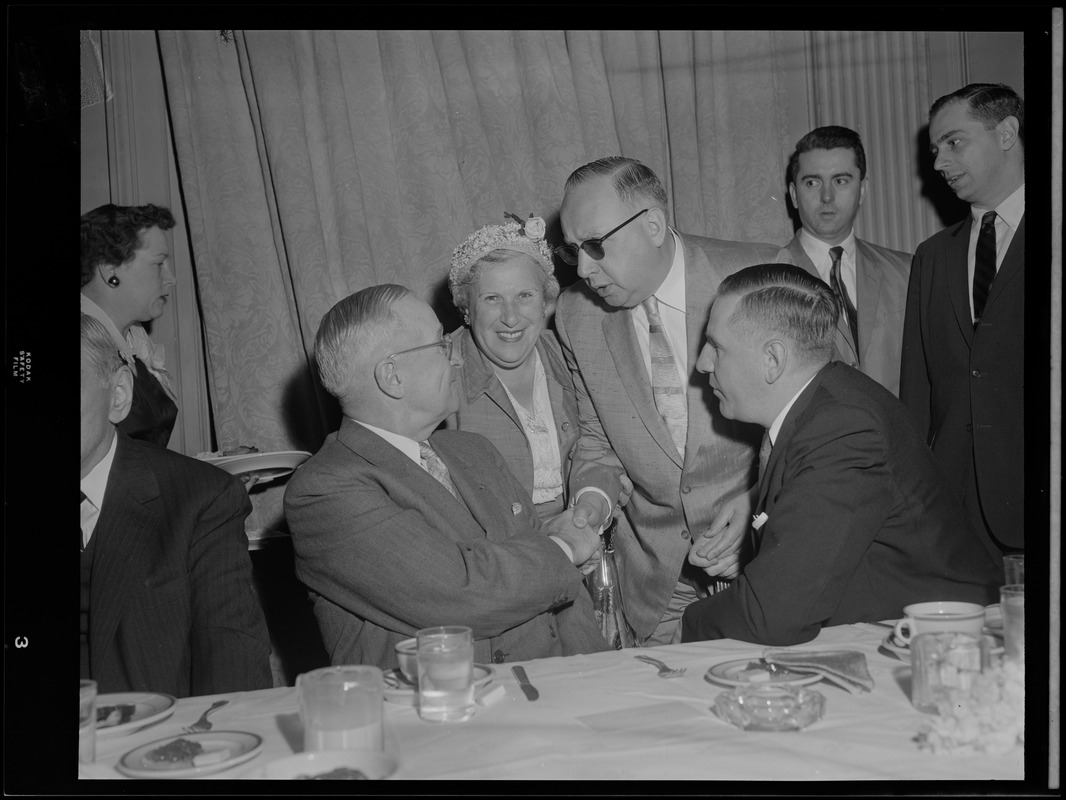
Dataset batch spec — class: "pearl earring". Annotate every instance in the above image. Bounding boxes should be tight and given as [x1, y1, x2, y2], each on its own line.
[107, 276, 121, 287]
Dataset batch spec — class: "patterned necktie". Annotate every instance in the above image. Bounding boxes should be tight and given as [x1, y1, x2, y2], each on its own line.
[641, 296, 687, 459]
[829, 246, 859, 355]
[80, 490, 88, 552]
[419, 440, 459, 499]
[973, 210, 998, 326]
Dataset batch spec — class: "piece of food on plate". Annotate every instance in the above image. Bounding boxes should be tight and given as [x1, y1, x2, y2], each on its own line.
[297, 767, 369, 780]
[97, 703, 137, 726]
[145, 737, 204, 764]
[762, 648, 874, 693]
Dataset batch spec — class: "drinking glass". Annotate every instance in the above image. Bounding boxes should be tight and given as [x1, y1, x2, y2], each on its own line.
[416, 625, 474, 723]
[1000, 584, 1024, 663]
[79, 680, 98, 764]
[910, 632, 989, 714]
[297, 665, 385, 752]
[1002, 554, 1024, 585]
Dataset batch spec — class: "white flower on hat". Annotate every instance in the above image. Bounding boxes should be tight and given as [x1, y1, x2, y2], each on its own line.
[523, 215, 546, 241]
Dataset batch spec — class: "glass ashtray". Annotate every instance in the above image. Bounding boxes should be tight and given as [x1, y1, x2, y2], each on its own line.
[713, 683, 825, 732]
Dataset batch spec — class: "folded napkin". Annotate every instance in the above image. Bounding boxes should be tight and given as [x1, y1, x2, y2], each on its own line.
[762, 648, 874, 694]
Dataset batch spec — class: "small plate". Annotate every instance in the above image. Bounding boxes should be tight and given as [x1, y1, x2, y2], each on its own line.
[246, 750, 399, 780]
[704, 658, 821, 688]
[383, 664, 495, 706]
[880, 632, 1004, 662]
[201, 451, 311, 483]
[95, 692, 176, 737]
[117, 731, 262, 779]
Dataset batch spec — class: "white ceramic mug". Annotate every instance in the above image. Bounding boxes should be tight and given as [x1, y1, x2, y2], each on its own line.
[893, 601, 986, 646]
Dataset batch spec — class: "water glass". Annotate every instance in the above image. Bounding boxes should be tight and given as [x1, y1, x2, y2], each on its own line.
[1002, 554, 1024, 585]
[910, 632, 989, 714]
[416, 625, 474, 723]
[79, 680, 98, 764]
[297, 665, 385, 752]
[1000, 584, 1024, 663]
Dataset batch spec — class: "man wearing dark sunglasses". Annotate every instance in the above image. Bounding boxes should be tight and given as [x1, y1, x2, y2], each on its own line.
[554, 156, 779, 646]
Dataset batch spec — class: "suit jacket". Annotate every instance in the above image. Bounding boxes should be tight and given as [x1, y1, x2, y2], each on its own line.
[776, 234, 911, 396]
[284, 421, 608, 671]
[900, 215, 1025, 555]
[555, 231, 779, 640]
[445, 327, 580, 519]
[84, 433, 273, 697]
[681, 362, 1002, 646]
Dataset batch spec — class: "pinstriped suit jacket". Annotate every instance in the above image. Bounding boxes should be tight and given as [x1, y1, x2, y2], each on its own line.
[555, 231, 779, 641]
[284, 421, 608, 671]
[446, 326, 580, 519]
[84, 433, 273, 697]
[776, 234, 912, 396]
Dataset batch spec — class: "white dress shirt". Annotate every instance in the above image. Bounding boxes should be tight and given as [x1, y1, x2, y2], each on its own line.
[798, 228, 858, 307]
[80, 432, 118, 548]
[967, 183, 1025, 321]
[767, 373, 818, 448]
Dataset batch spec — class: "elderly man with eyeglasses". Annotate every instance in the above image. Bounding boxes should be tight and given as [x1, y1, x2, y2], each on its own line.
[554, 157, 779, 646]
[285, 284, 609, 672]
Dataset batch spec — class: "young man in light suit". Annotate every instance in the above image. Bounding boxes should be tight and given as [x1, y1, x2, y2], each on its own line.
[900, 84, 1025, 570]
[285, 285, 608, 671]
[80, 314, 272, 697]
[555, 157, 779, 646]
[776, 126, 912, 396]
[681, 265, 1000, 645]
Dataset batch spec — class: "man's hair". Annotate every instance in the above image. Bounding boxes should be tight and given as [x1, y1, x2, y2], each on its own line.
[314, 284, 411, 399]
[81, 313, 125, 385]
[717, 264, 839, 361]
[81, 203, 176, 287]
[787, 125, 867, 185]
[564, 156, 669, 212]
[930, 83, 1024, 145]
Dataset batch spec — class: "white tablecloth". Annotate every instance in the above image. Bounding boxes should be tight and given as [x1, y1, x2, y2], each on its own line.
[82, 623, 1024, 781]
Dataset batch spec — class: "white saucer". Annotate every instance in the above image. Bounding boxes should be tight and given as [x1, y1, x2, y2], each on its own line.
[95, 692, 177, 737]
[200, 451, 311, 484]
[383, 665, 495, 706]
[117, 730, 262, 778]
[880, 632, 1004, 662]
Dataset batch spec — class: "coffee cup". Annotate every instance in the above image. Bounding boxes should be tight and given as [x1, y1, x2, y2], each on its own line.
[892, 601, 986, 646]
[395, 638, 418, 683]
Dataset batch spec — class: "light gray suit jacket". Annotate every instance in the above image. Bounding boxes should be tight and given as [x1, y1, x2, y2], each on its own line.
[555, 231, 779, 640]
[776, 234, 912, 396]
[284, 421, 608, 671]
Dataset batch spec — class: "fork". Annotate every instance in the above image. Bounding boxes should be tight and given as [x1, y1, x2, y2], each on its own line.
[634, 654, 686, 678]
[183, 700, 228, 733]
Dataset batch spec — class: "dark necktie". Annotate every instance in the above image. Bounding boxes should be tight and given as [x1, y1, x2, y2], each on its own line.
[829, 246, 859, 355]
[641, 296, 687, 459]
[419, 440, 459, 500]
[973, 211, 998, 326]
[80, 490, 88, 552]
[757, 431, 772, 484]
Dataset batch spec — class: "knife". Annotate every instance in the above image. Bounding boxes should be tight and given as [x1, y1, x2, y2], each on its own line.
[511, 665, 539, 701]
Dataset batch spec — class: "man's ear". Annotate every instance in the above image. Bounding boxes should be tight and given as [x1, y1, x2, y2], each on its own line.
[645, 207, 670, 247]
[108, 365, 134, 424]
[374, 359, 404, 399]
[998, 115, 1021, 152]
[764, 339, 788, 384]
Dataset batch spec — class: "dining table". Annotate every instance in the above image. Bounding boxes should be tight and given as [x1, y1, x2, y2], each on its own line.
[80, 622, 1024, 782]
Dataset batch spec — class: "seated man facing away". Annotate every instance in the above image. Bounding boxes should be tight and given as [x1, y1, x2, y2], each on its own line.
[681, 265, 1002, 646]
[285, 284, 609, 671]
[80, 313, 272, 697]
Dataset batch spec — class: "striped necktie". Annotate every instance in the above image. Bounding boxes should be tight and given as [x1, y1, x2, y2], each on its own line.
[641, 296, 687, 459]
[419, 440, 459, 499]
[973, 211, 997, 326]
[829, 246, 859, 356]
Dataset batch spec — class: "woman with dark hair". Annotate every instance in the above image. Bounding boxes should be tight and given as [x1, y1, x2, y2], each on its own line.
[80, 203, 180, 448]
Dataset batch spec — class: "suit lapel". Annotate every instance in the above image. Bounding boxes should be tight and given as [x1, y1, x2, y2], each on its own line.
[430, 433, 514, 538]
[854, 240, 883, 363]
[945, 219, 975, 345]
[90, 436, 161, 668]
[603, 310, 682, 467]
[786, 236, 858, 362]
[983, 214, 1025, 317]
[459, 332, 521, 429]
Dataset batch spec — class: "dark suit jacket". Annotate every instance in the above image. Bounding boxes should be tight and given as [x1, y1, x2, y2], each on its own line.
[84, 433, 273, 697]
[900, 214, 1025, 556]
[284, 421, 608, 671]
[681, 362, 1002, 646]
[446, 327, 580, 519]
[555, 231, 778, 640]
[776, 234, 911, 396]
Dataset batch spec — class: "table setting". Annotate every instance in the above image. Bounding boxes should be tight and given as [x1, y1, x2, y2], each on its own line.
[80, 611, 1025, 782]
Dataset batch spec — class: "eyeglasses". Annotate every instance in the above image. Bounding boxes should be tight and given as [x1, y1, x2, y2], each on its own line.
[382, 338, 454, 363]
[554, 208, 649, 266]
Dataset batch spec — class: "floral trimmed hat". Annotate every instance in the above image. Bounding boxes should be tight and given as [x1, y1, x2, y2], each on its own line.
[449, 213, 555, 305]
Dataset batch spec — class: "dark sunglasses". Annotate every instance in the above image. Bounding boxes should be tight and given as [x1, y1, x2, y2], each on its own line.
[554, 208, 649, 266]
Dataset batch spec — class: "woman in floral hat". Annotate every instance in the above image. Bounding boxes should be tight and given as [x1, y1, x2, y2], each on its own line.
[446, 214, 579, 519]
[80, 203, 179, 448]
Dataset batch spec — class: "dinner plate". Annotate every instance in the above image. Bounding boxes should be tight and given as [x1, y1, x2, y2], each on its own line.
[95, 692, 176, 737]
[245, 750, 399, 780]
[200, 451, 311, 483]
[383, 664, 495, 706]
[116, 731, 262, 779]
[704, 658, 821, 688]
